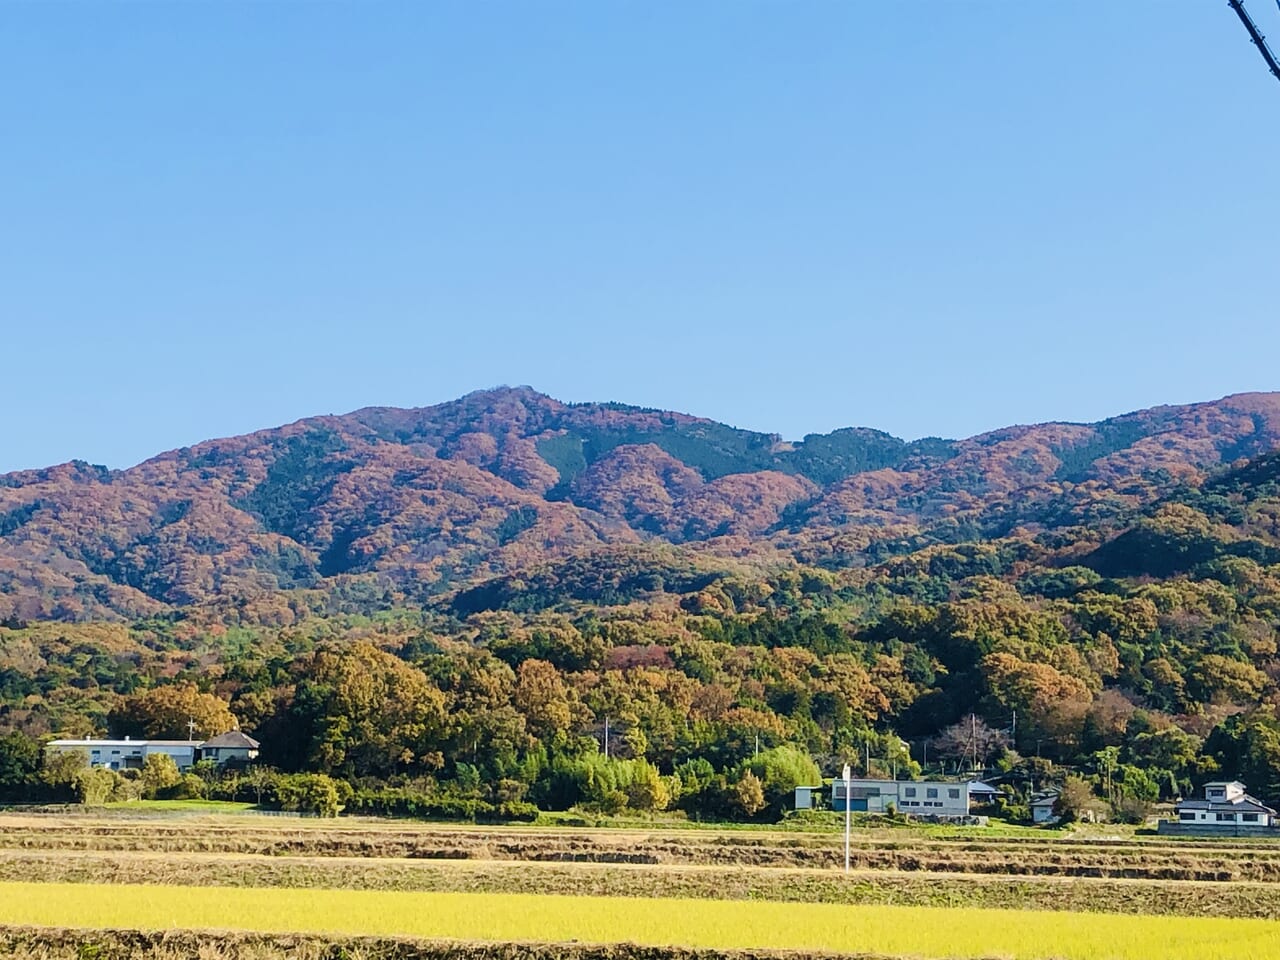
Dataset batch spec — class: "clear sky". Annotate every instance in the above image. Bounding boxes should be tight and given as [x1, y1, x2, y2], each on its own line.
[2, 1, 1278, 472]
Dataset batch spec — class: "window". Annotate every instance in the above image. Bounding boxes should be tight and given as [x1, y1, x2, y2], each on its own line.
[1179, 812, 1197, 821]
[1208, 789, 1225, 799]
[1243, 813, 1259, 823]
[948, 789, 960, 800]
[903, 787, 916, 798]
[926, 788, 938, 799]
[1216, 812, 1236, 822]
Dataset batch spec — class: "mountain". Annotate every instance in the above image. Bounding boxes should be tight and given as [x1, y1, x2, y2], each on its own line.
[2, 387, 1280, 622]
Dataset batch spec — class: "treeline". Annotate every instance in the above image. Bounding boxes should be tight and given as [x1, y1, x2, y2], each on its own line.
[2, 451, 1280, 819]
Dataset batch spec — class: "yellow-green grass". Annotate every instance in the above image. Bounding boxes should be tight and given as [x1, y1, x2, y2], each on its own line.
[8, 850, 1280, 918]
[1, 883, 1279, 960]
[104, 800, 257, 813]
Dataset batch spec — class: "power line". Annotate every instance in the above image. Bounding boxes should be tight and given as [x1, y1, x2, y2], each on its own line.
[1228, 0, 1280, 85]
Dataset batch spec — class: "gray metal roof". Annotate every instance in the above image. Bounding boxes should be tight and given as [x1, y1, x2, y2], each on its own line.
[48, 739, 200, 748]
[200, 730, 260, 750]
[1176, 796, 1276, 815]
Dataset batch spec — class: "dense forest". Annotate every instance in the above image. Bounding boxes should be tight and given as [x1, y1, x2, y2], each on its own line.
[3, 389, 1280, 820]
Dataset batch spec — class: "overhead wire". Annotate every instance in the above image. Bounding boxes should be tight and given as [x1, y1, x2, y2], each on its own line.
[1228, 0, 1280, 84]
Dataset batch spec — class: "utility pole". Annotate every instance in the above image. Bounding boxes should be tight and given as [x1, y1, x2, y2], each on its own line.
[187, 717, 197, 740]
[970, 713, 978, 774]
[842, 763, 852, 873]
[603, 716, 609, 758]
[864, 740, 870, 776]
[754, 733, 760, 758]
[1011, 709, 1016, 745]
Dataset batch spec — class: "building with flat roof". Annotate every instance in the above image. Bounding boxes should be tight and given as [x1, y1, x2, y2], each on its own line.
[47, 731, 263, 772]
[831, 778, 971, 818]
[46, 737, 201, 771]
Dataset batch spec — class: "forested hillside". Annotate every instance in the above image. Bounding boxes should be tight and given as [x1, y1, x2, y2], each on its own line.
[3, 389, 1280, 818]
[2, 387, 1279, 622]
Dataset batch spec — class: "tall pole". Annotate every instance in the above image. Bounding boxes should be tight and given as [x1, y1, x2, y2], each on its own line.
[603, 716, 609, 758]
[843, 763, 852, 873]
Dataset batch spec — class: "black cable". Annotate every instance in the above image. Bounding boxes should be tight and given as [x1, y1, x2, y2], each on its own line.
[1228, 0, 1280, 84]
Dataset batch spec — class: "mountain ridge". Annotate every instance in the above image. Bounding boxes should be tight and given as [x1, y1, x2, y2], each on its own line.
[2, 387, 1280, 622]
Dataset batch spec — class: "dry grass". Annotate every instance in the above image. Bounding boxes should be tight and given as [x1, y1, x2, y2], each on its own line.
[3, 814, 1280, 880]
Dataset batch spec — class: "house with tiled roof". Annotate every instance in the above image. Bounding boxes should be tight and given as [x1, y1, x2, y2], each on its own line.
[1159, 781, 1278, 835]
[199, 730, 260, 766]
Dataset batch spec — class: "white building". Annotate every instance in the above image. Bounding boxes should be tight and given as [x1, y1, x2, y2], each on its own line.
[46, 738, 201, 772]
[832, 778, 971, 818]
[199, 730, 260, 765]
[1173, 781, 1277, 828]
[1030, 790, 1060, 824]
[793, 785, 821, 810]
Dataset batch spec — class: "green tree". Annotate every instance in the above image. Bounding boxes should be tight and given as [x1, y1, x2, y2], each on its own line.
[283, 641, 449, 779]
[624, 759, 670, 812]
[733, 770, 766, 818]
[74, 767, 118, 806]
[141, 753, 181, 799]
[109, 683, 237, 740]
[1205, 710, 1280, 804]
[0, 731, 40, 794]
[741, 745, 821, 817]
[513, 659, 574, 742]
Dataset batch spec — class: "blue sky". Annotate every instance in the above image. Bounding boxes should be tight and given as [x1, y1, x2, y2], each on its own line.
[2, 1, 1278, 472]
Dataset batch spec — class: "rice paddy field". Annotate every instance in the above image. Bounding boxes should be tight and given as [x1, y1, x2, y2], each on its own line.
[3, 809, 1280, 960]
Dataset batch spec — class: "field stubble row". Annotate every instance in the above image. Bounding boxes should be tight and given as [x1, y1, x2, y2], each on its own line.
[3, 817, 1280, 881]
[0, 927, 880, 960]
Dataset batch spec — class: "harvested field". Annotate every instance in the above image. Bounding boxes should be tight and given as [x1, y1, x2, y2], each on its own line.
[3, 815, 1280, 881]
[3, 849, 1280, 918]
[2, 883, 1280, 960]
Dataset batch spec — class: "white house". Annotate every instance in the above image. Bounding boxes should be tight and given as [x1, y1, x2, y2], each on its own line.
[832, 778, 971, 818]
[1173, 781, 1277, 829]
[793, 785, 821, 810]
[1030, 790, 1060, 824]
[199, 730, 260, 765]
[46, 737, 201, 772]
